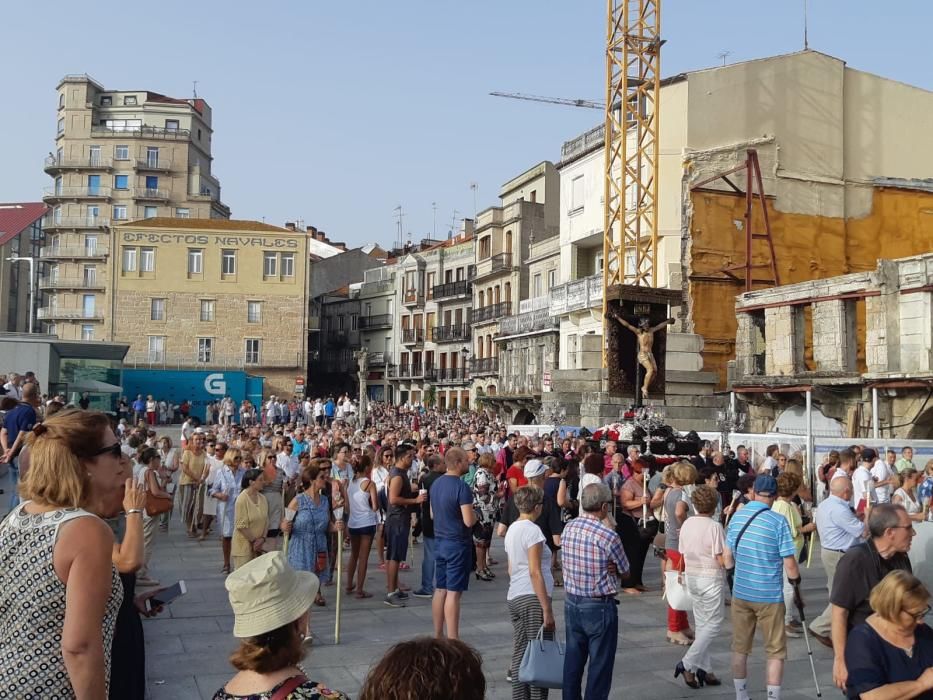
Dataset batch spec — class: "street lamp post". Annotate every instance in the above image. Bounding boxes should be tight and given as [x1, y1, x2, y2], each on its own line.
[6, 255, 37, 334]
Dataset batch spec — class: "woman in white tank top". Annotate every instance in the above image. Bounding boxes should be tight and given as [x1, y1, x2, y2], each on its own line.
[345, 455, 379, 599]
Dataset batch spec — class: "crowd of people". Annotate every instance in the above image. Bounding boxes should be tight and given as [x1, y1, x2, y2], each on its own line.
[1, 377, 933, 699]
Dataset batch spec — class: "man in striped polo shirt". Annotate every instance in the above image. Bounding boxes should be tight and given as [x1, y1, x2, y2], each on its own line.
[724, 475, 802, 700]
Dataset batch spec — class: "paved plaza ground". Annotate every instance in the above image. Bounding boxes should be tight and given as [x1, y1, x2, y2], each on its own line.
[1, 469, 838, 699]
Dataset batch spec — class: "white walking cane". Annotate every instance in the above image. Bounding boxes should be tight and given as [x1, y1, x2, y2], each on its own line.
[335, 526, 344, 645]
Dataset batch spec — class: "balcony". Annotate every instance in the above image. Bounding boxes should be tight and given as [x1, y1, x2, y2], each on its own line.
[549, 274, 603, 316]
[473, 302, 511, 325]
[136, 158, 173, 172]
[43, 217, 110, 231]
[39, 276, 106, 291]
[389, 363, 427, 379]
[423, 365, 438, 381]
[471, 357, 499, 376]
[367, 351, 387, 366]
[91, 125, 191, 140]
[474, 251, 518, 281]
[435, 367, 469, 384]
[43, 186, 112, 202]
[39, 244, 109, 260]
[432, 324, 471, 343]
[358, 314, 392, 330]
[134, 187, 170, 201]
[402, 328, 425, 344]
[44, 156, 113, 173]
[326, 330, 349, 347]
[498, 308, 560, 338]
[403, 288, 424, 306]
[432, 280, 472, 301]
[37, 307, 104, 321]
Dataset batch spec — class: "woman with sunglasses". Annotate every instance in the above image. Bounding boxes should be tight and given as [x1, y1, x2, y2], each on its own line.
[282, 461, 336, 607]
[844, 570, 933, 699]
[372, 446, 394, 570]
[211, 448, 247, 574]
[0, 410, 138, 698]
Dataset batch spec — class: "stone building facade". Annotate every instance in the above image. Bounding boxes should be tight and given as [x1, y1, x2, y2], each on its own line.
[733, 252, 933, 439]
[111, 218, 310, 398]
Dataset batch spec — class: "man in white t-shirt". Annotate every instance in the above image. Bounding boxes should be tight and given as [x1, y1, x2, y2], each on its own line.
[869, 448, 895, 504]
[851, 450, 876, 507]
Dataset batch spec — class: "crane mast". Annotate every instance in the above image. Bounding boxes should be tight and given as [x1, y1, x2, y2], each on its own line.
[602, 0, 662, 342]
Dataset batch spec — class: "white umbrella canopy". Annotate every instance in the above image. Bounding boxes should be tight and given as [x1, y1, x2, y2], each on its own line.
[67, 379, 123, 394]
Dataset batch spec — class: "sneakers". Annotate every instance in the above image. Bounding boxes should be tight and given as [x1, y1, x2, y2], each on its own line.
[384, 592, 406, 607]
[785, 623, 803, 638]
[394, 589, 409, 599]
[505, 670, 512, 683]
[412, 589, 433, 598]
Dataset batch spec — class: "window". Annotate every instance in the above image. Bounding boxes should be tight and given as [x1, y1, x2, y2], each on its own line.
[146, 147, 159, 167]
[570, 175, 585, 212]
[85, 205, 98, 225]
[122, 247, 137, 272]
[150, 298, 165, 321]
[245, 339, 260, 364]
[197, 128, 202, 140]
[197, 338, 213, 363]
[87, 174, 100, 195]
[351, 314, 358, 331]
[85, 235, 98, 254]
[81, 325, 94, 341]
[479, 236, 491, 260]
[115, 145, 129, 160]
[165, 119, 179, 131]
[101, 96, 112, 106]
[57, 118, 64, 134]
[548, 269, 556, 290]
[54, 176, 63, 194]
[188, 249, 203, 274]
[247, 301, 262, 323]
[104, 119, 141, 132]
[114, 174, 129, 190]
[88, 146, 101, 166]
[58, 93, 65, 109]
[53, 206, 62, 224]
[221, 249, 236, 275]
[148, 336, 165, 362]
[143, 206, 157, 219]
[175, 207, 190, 218]
[82, 295, 96, 318]
[145, 175, 158, 191]
[263, 252, 277, 277]
[338, 315, 345, 331]
[533, 273, 542, 298]
[123, 95, 137, 106]
[281, 253, 295, 277]
[140, 247, 155, 272]
[113, 205, 127, 220]
[83, 266, 97, 286]
[594, 252, 604, 273]
[200, 300, 215, 322]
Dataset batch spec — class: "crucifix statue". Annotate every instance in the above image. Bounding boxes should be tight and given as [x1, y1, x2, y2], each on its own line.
[607, 308, 674, 399]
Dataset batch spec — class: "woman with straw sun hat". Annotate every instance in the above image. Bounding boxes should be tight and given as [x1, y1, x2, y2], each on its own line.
[213, 551, 348, 700]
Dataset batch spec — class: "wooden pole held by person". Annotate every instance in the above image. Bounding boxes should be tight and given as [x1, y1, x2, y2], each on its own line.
[334, 527, 343, 645]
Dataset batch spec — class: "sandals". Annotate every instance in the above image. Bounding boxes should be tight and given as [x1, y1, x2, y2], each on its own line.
[314, 595, 326, 607]
[354, 591, 373, 599]
[667, 631, 692, 646]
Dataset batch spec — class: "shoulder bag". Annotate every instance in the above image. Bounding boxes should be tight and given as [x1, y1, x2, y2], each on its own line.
[270, 674, 309, 700]
[518, 625, 564, 689]
[725, 506, 768, 592]
[144, 468, 173, 516]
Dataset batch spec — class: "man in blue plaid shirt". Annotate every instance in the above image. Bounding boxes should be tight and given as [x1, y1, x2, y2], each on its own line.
[561, 482, 629, 700]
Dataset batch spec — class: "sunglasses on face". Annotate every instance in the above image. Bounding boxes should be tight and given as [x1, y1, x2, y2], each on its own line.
[91, 443, 123, 459]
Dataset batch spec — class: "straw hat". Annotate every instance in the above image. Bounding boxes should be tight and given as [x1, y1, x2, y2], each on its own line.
[225, 551, 319, 638]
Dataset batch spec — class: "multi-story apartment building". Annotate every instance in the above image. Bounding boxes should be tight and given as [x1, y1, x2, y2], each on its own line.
[42, 74, 229, 340]
[317, 286, 362, 395]
[470, 162, 559, 401]
[390, 233, 475, 408]
[489, 235, 561, 422]
[111, 218, 310, 398]
[0, 203, 47, 333]
[358, 265, 397, 402]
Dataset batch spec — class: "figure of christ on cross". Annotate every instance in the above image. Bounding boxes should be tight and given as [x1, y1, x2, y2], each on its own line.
[607, 308, 675, 399]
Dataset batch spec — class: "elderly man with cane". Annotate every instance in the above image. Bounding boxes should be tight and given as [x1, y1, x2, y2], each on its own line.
[724, 475, 803, 700]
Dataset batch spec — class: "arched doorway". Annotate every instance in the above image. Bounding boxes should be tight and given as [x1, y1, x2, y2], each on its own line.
[514, 408, 536, 425]
[908, 404, 933, 440]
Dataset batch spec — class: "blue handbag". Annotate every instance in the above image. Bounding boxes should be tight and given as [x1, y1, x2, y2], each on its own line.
[518, 625, 564, 689]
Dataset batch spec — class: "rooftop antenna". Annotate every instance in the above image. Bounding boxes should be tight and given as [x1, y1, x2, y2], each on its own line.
[432, 201, 437, 238]
[192, 80, 199, 98]
[469, 182, 478, 218]
[394, 205, 404, 250]
[717, 50, 732, 66]
[450, 209, 460, 238]
[803, 0, 809, 49]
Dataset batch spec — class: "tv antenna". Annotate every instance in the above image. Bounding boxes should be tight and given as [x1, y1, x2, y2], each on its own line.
[432, 201, 437, 238]
[393, 205, 404, 249]
[803, 0, 809, 49]
[192, 80, 199, 98]
[716, 50, 732, 66]
[469, 182, 478, 218]
[450, 209, 460, 237]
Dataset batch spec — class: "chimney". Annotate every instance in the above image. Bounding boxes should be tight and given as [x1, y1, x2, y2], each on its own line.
[333, 242, 347, 251]
[306, 226, 316, 235]
[284, 222, 297, 231]
[318, 230, 327, 242]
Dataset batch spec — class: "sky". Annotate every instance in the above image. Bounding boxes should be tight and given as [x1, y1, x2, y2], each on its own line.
[3, 1, 933, 248]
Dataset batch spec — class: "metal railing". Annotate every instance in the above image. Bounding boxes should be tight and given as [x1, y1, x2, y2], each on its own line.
[389, 363, 428, 379]
[367, 352, 387, 365]
[91, 125, 191, 140]
[37, 307, 104, 320]
[491, 252, 514, 273]
[435, 367, 469, 383]
[125, 351, 304, 370]
[40, 244, 110, 259]
[549, 273, 603, 316]
[432, 280, 472, 300]
[471, 357, 499, 375]
[44, 156, 113, 170]
[43, 217, 110, 230]
[403, 289, 424, 305]
[473, 302, 511, 324]
[359, 314, 392, 329]
[38, 276, 106, 290]
[136, 158, 173, 171]
[43, 186, 112, 199]
[499, 308, 560, 337]
[432, 324, 471, 343]
[135, 187, 169, 200]
[402, 328, 425, 344]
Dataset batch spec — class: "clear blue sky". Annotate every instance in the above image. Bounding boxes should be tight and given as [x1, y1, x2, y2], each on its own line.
[3, 1, 932, 248]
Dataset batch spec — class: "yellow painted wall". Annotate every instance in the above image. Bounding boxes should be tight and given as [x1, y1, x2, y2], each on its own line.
[689, 187, 933, 386]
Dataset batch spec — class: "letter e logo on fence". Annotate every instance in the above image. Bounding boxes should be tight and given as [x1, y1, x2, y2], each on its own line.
[205, 373, 227, 396]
